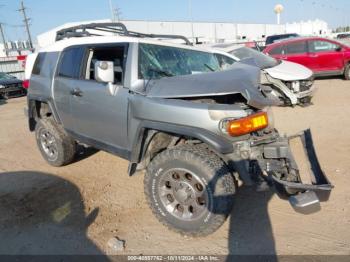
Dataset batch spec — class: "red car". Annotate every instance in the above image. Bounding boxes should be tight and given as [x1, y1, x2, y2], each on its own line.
[263, 37, 350, 80]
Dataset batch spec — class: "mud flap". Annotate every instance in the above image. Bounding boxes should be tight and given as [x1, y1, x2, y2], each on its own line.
[263, 129, 333, 211]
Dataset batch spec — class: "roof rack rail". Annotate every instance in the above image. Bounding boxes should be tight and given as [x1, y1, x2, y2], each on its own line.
[55, 22, 192, 45]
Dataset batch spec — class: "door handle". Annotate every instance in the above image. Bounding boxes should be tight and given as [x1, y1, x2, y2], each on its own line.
[70, 88, 83, 97]
[310, 54, 318, 58]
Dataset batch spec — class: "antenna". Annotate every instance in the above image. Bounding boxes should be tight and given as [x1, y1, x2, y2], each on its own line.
[188, 0, 194, 43]
[18, 0, 33, 50]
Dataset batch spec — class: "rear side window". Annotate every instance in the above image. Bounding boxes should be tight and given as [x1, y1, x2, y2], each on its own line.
[58, 47, 85, 78]
[269, 45, 285, 55]
[32, 52, 47, 75]
[285, 41, 307, 54]
[309, 40, 340, 53]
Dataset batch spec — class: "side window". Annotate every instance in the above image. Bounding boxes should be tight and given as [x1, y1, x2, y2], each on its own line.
[269, 45, 285, 55]
[309, 40, 340, 53]
[58, 47, 85, 78]
[84, 45, 126, 84]
[215, 54, 236, 70]
[32, 52, 47, 75]
[285, 41, 307, 54]
[40, 52, 59, 78]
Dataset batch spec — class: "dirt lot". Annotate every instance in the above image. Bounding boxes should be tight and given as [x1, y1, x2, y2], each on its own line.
[0, 78, 349, 256]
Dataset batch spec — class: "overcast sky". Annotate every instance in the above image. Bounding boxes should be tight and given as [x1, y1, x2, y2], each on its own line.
[0, 0, 349, 41]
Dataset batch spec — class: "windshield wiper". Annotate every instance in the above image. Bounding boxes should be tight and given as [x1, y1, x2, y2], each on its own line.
[148, 68, 174, 77]
[204, 63, 215, 72]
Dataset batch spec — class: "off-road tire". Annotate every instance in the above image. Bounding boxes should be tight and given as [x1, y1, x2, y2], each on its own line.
[35, 119, 76, 167]
[345, 64, 350, 80]
[144, 144, 235, 237]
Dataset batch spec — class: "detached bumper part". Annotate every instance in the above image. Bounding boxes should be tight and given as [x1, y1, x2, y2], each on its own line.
[263, 129, 333, 210]
[289, 191, 321, 214]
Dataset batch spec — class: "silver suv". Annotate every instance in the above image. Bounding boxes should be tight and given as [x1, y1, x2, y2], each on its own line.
[25, 23, 332, 236]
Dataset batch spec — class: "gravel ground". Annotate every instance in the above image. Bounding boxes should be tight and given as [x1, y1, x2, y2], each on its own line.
[0, 78, 349, 256]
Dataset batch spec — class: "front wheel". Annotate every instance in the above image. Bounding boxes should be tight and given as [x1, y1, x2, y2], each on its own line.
[144, 144, 236, 237]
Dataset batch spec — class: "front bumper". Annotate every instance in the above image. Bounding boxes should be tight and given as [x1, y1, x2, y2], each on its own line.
[229, 129, 333, 210]
[295, 82, 317, 100]
[0, 84, 26, 98]
[264, 130, 332, 198]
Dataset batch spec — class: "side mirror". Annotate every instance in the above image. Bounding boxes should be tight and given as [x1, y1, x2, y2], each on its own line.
[335, 46, 342, 52]
[94, 61, 114, 83]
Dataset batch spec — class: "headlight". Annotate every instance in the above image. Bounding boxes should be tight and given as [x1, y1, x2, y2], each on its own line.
[220, 111, 269, 137]
[0, 85, 5, 89]
[300, 79, 314, 91]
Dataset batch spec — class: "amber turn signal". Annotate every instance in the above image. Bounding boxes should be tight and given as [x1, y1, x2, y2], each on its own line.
[227, 112, 268, 136]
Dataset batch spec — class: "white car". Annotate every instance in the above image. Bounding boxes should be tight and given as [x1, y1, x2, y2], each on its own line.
[210, 44, 316, 106]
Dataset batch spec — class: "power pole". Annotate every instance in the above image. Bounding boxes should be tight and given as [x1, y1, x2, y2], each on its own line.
[18, 1, 33, 50]
[114, 7, 122, 22]
[0, 23, 8, 56]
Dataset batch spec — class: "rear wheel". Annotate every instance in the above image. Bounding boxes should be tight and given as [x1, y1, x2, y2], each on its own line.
[345, 64, 350, 80]
[35, 119, 76, 167]
[144, 144, 235, 237]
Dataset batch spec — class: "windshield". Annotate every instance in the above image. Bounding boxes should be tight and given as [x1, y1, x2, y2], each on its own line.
[0, 72, 15, 80]
[229, 47, 279, 69]
[138, 43, 234, 79]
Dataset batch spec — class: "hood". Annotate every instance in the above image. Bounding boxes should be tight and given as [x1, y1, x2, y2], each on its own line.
[145, 62, 278, 109]
[0, 78, 22, 86]
[264, 60, 313, 81]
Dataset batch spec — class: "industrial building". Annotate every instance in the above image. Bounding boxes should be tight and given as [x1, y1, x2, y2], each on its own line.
[36, 18, 331, 48]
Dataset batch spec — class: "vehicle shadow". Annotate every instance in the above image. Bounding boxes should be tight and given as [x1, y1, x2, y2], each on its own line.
[315, 75, 344, 81]
[228, 187, 276, 259]
[207, 165, 277, 261]
[0, 171, 109, 259]
[0, 98, 7, 106]
[73, 145, 99, 163]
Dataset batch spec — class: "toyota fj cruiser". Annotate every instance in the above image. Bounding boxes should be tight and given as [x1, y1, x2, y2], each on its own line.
[25, 23, 332, 236]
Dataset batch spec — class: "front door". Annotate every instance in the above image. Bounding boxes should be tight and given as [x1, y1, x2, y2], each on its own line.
[70, 44, 130, 155]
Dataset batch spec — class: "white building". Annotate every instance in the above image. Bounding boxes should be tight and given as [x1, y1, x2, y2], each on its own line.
[286, 19, 330, 36]
[37, 19, 331, 48]
[0, 44, 5, 57]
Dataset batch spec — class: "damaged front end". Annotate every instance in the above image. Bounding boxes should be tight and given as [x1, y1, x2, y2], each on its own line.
[260, 71, 316, 106]
[139, 61, 331, 211]
[227, 128, 333, 212]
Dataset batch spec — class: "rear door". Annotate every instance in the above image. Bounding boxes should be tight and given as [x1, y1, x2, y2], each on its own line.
[307, 39, 344, 73]
[282, 40, 315, 69]
[53, 47, 85, 132]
